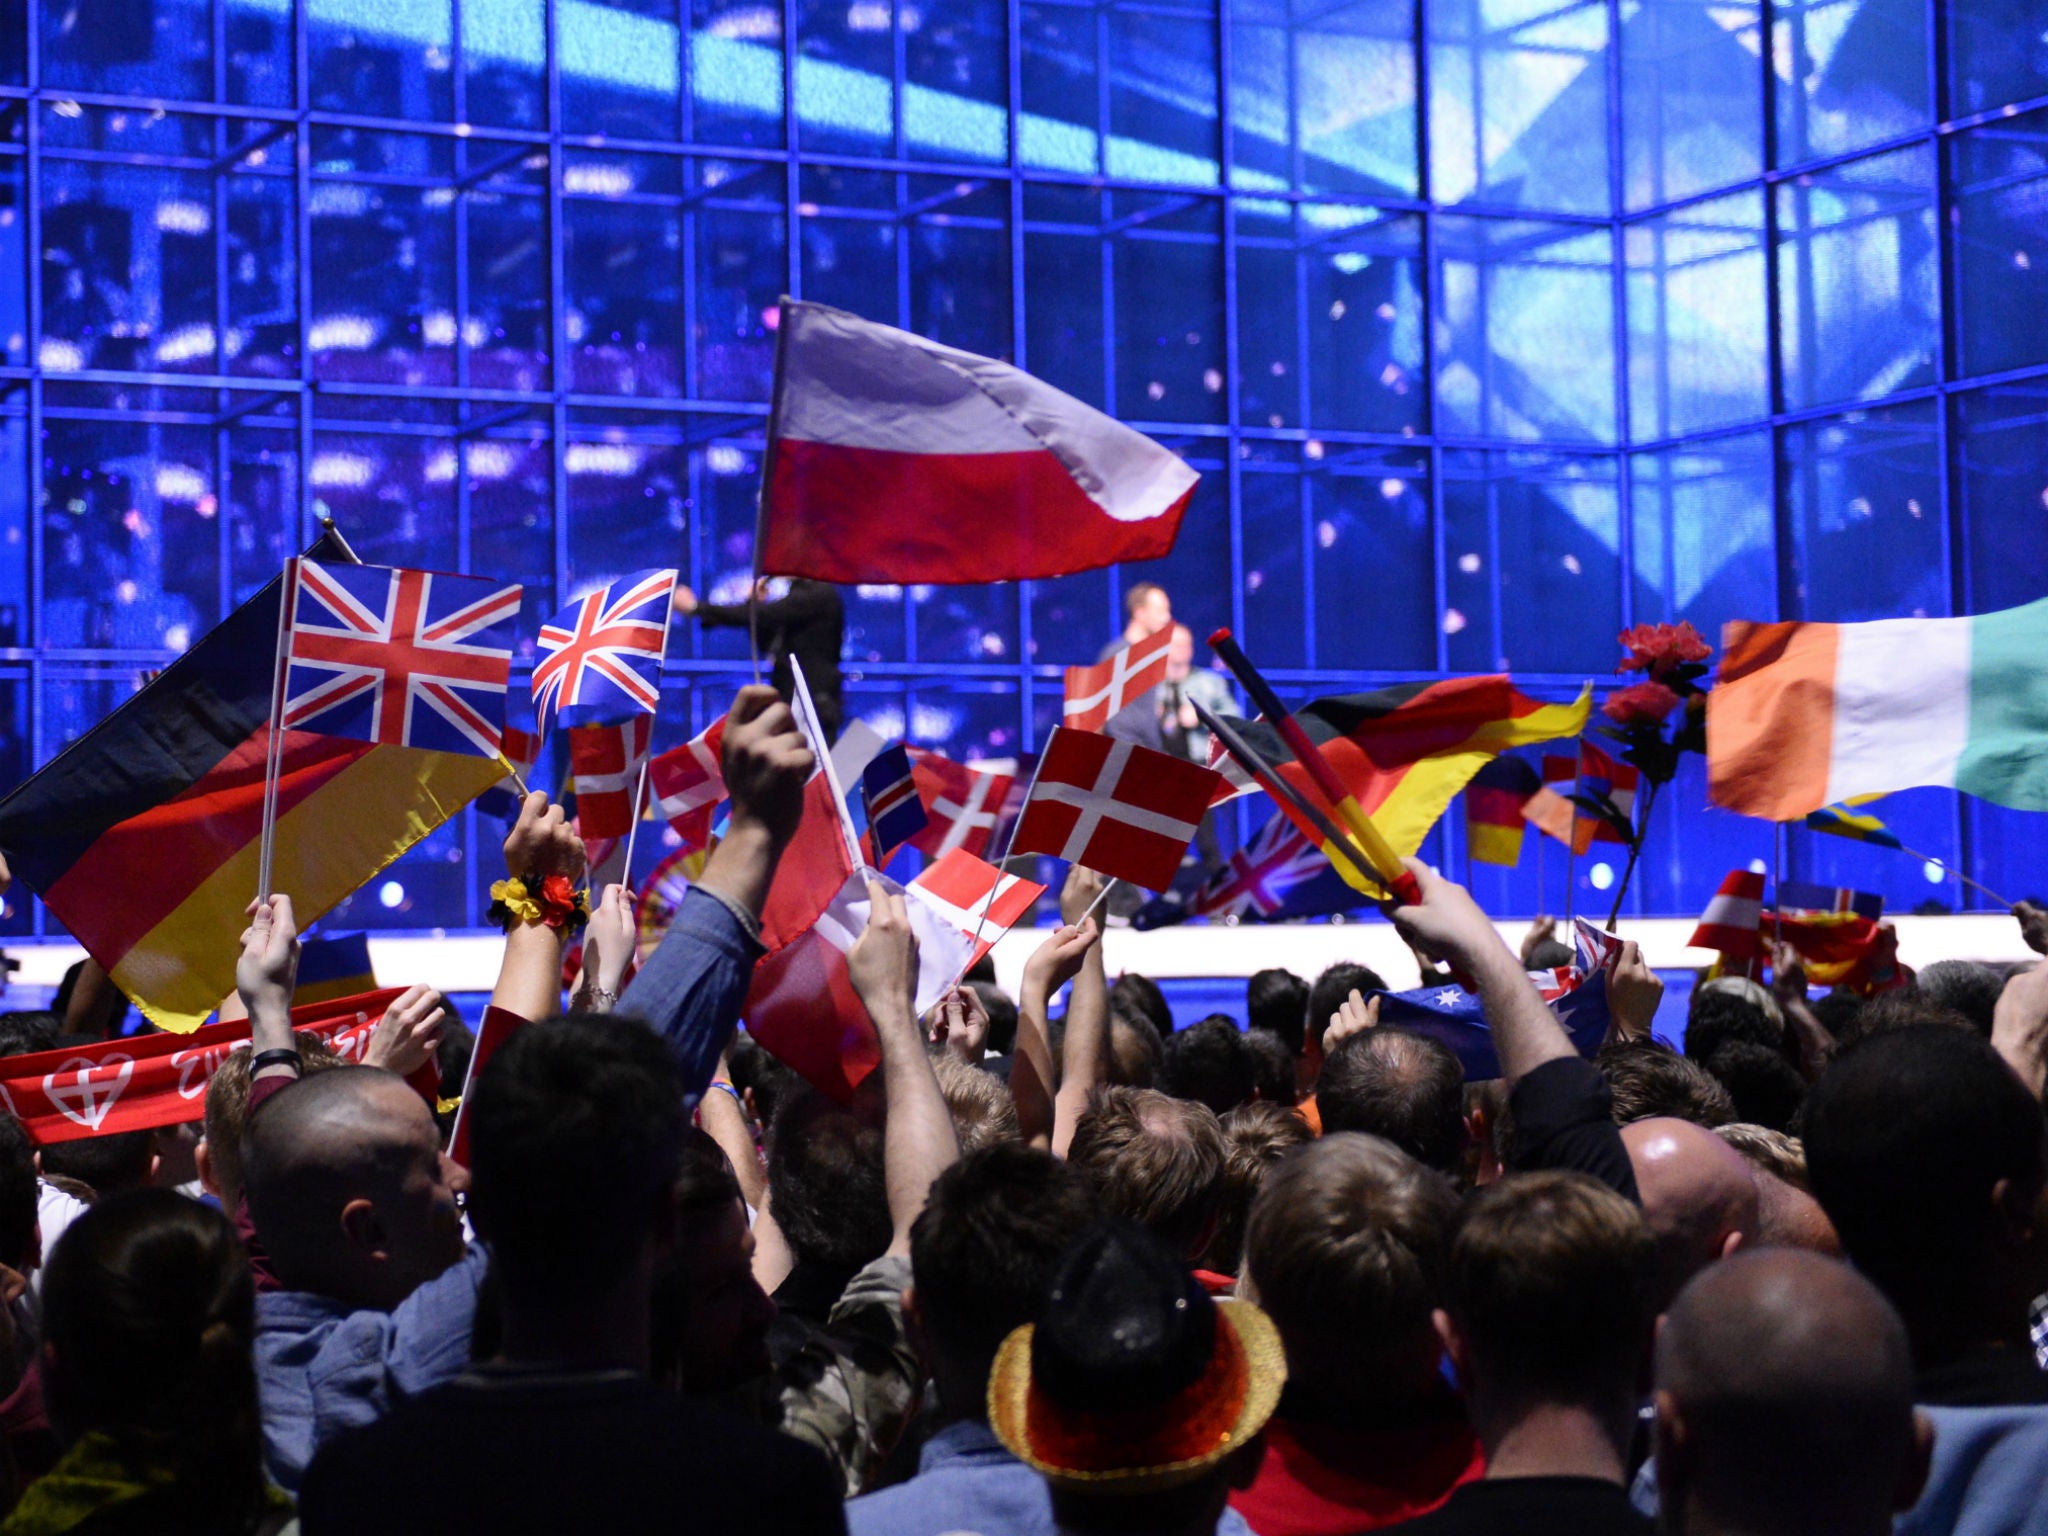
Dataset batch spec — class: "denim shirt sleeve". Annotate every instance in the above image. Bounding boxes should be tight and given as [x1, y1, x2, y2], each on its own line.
[616, 885, 764, 1102]
[305, 1243, 491, 1457]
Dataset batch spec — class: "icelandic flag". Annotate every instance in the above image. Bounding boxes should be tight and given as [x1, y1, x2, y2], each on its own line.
[283, 559, 521, 759]
[759, 301, 1197, 585]
[1366, 919, 1618, 1080]
[532, 568, 677, 726]
[1776, 879, 1884, 922]
[862, 743, 927, 866]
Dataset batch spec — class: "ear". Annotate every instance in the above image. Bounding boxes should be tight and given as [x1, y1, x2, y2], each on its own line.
[193, 1141, 219, 1199]
[1718, 1228, 1745, 1261]
[902, 1286, 936, 1371]
[1897, 1410, 1934, 1513]
[338, 1197, 387, 1260]
[1431, 1307, 1468, 1381]
[1652, 1388, 1690, 1491]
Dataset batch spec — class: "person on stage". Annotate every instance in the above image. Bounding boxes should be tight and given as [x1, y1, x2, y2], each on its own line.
[675, 577, 847, 744]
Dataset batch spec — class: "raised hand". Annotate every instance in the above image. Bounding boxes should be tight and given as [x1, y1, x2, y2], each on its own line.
[848, 880, 920, 1022]
[924, 985, 991, 1062]
[364, 984, 448, 1078]
[721, 683, 814, 848]
[1994, 961, 2048, 1101]
[582, 883, 637, 999]
[1519, 915, 1558, 966]
[1022, 919, 1100, 1001]
[1324, 989, 1379, 1050]
[1386, 858, 1501, 973]
[1059, 863, 1106, 927]
[236, 894, 301, 1023]
[2015, 900, 2048, 958]
[1606, 940, 1664, 1040]
[504, 790, 586, 884]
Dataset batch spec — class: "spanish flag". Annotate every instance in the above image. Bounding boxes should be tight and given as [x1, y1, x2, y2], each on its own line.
[1465, 756, 1541, 866]
[0, 531, 504, 1032]
[1207, 677, 1591, 874]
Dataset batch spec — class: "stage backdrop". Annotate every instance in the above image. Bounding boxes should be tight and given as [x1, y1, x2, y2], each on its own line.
[1, 0, 2045, 938]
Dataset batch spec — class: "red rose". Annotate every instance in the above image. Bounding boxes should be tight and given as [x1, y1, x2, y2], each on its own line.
[540, 873, 579, 928]
[1602, 681, 1681, 727]
[1616, 621, 1711, 677]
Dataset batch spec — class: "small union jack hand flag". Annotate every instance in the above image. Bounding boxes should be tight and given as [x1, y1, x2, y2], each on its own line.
[862, 743, 928, 867]
[283, 559, 521, 760]
[532, 568, 678, 727]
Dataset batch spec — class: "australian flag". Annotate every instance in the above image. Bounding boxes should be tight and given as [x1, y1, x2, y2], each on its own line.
[283, 559, 521, 760]
[532, 568, 677, 726]
[1367, 917, 1618, 1080]
[862, 743, 928, 866]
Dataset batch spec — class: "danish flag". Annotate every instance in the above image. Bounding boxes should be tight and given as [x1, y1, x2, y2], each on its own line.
[283, 559, 521, 759]
[569, 716, 654, 841]
[1010, 727, 1224, 891]
[910, 849, 1047, 969]
[649, 714, 728, 853]
[532, 568, 678, 726]
[1187, 814, 1325, 921]
[1062, 627, 1173, 733]
[906, 748, 1014, 860]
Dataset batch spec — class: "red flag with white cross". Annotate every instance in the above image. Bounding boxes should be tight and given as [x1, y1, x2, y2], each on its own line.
[1009, 727, 1223, 890]
[1062, 626, 1173, 733]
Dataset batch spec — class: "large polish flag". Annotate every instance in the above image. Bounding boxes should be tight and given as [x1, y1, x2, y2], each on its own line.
[1708, 597, 2048, 819]
[760, 301, 1198, 584]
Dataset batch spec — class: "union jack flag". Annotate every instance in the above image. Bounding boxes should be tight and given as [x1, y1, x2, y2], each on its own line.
[1187, 813, 1326, 921]
[533, 569, 678, 726]
[283, 559, 521, 760]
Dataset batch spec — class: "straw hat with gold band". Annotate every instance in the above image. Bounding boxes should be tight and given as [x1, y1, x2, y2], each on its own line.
[986, 1222, 1288, 1496]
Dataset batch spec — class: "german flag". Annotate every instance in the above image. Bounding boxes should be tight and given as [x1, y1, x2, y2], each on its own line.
[1465, 756, 1542, 866]
[0, 531, 504, 1032]
[1208, 677, 1590, 874]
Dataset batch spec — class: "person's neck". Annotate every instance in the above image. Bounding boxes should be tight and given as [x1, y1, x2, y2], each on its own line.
[1474, 1396, 1632, 1484]
[497, 1274, 651, 1375]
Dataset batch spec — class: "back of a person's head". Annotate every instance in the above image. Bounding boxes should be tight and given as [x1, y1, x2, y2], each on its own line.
[909, 1144, 1103, 1404]
[729, 1031, 802, 1129]
[1204, 1102, 1312, 1275]
[40, 1128, 157, 1201]
[1714, 1123, 1807, 1189]
[1244, 1132, 1455, 1403]
[1685, 986, 1780, 1063]
[1316, 1027, 1466, 1172]
[42, 1189, 266, 1523]
[1811, 988, 1865, 1041]
[1306, 962, 1386, 1055]
[1802, 1025, 2046, 1331]
[933, 1052, 1022, 1152]
[1242, 1028, 1297, 1108]
[1656, 1249, 1924, 1536]
[1106, 1015, 1164, 1088]
[1915, 960, 2004, 1035]
[0, 1010, 59, 1061]
[1702, 1040, 1806, 1132]
[970, 979, 1019, 1057]
[1599, 1038, 1733, 1127]
[1839, 986, 1974, 1046]
[0, 1112, 38, 1273]
[1446, 1171, 1656, 1412]
[767, 1083, 892, 1277]
[201, 1035, 347, 1209]
[1109, 972, 1173, 1039]
[1160, 1016, 1256, 1116]
[467, 1014, 685, 1300]
[1068, 1086, 1226, 1260]
[1246, 969, 1309, 1056]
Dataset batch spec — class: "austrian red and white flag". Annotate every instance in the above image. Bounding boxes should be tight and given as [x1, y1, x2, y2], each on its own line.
[569, 715, 653, 841]
[1010, 727, 1224, 891]
[1063, 627, 1173, 733]
[906, 748, 1014, 860]
[1689, 870, 1767, 959]
[760, 301, 1197, 584]
[911, 849, 1047, 970]
[650, 714, 728, 853]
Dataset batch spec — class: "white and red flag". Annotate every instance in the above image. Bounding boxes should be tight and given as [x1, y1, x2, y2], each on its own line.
[1063, 626, 1173, 733]
[1689, 870, 1767, 959]
[759, 301, 1197, 584]
[1010, 727, 1224, 891]
[910, 848, 1046, 970]
[905, 748, 1014, 860]
[569, 715, 653, 841]
[649, 714, 728, 853]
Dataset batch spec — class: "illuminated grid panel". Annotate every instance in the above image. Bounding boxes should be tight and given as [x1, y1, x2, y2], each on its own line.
[0, 0, 2045, 941]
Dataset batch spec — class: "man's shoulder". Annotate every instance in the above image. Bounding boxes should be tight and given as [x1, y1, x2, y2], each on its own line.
[846, 1456, 1050, 1536]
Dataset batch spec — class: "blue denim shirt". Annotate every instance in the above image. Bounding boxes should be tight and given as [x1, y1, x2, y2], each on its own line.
[846, 1420, 1255, 1536]
[255, 1243, 491, 1495]
[619, 884, 765, 1102]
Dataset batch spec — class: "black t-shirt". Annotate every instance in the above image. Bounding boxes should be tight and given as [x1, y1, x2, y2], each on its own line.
[1384, 1474, 1652, 1535]
[1507, 1057, 1640, 1202]
[299, 1365, 846, 1536]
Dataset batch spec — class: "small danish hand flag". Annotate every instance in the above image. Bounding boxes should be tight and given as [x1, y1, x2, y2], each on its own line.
[1009, 727, 1223, 891]
[1062, 627, 1173, 733]
[910, 848, 1046, 970]
[569, 716, 653, 841]
[906, 749, 1014, 860]
[649, 714, 728, 854]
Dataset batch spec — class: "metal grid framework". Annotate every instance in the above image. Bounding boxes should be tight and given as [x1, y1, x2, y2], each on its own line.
[1, 0, 2045, 934]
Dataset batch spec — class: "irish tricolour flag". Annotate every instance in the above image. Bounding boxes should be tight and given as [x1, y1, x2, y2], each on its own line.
[759, 301, 1197, 585]
[1708, 597, 2048, 820]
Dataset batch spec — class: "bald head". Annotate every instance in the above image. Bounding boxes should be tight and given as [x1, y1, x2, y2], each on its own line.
[245, 1067, 463, 1307]
[1621, 1117, 1759, 1303]
[1656, 1250, 1927, 1536]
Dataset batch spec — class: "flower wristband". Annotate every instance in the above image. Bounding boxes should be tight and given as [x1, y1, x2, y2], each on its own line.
[488, 872, 590, 935]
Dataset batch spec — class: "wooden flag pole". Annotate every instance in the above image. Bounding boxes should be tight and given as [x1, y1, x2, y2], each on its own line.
[256, 557, 300, 905]
[1080, 878, 1118, 925]
[1891, 844, 2016, 910]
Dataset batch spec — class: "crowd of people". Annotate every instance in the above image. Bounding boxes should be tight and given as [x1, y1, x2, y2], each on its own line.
[0, 678, 2044, 1535]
